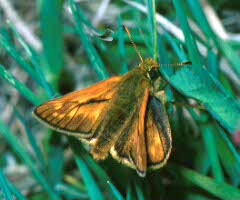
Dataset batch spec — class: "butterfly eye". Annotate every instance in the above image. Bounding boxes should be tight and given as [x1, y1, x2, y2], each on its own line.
[148, 68, 159, 80]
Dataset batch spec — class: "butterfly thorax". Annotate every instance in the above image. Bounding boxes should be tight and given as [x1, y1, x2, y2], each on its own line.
[138, 58, 159, 72]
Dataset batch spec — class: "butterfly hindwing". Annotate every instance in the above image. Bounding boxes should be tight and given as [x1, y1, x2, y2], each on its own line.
[145, 95, 172, 169]
[110, 90, 171, 176]
[33, 76, 122, 140]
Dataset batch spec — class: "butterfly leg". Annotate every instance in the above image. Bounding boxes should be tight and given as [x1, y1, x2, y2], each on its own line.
[153, 76, 168, 92]
[153, 90, 166, 104]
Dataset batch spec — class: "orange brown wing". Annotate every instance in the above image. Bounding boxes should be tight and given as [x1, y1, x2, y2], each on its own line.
[33, 76, 122, 141]
[110, 93, 171, 176]
[110, 89, 149, 177]
[145, 96, 172, 170]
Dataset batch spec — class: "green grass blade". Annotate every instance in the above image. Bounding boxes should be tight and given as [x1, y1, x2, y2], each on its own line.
[0, 169, 13, 200]
[55, 183, 88, 199]
[69, 138, 104, 200]
[187, 0, 213, 39]
[187, 0, 240, 77]
[13, 107, 46, 170]
[161, 28, 240, 133]
[0, 36, 43, 87]
[47, 138, 64, 188]
[0, 64, 41, 106]
[216, 38, 240, 78]
[0, 120, 60, 200]
[69, 0, 109, 80]
[207, 50, 219, 77]
[40, 0, 64, 86]
[174, 165, 240, 200]
[134, 181, 144, 200]
[118, 16, 128, 74]
[157, 34, 170, 65]
[214, 126, 240, 186]
[146, 0, 157, 60]
[7, 21, 55, 97]
[74, 157, 104, 200]
[172, 0, 202, 66]
[6, 180, 26, 200]
[126, 182, 135, 200]
[70, 140, 120, 200]
[200, 124, 224, 182]
[107, 181, 124, 200]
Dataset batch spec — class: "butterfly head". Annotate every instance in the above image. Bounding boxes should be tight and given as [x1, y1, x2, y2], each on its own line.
[139, 58, 160, 80]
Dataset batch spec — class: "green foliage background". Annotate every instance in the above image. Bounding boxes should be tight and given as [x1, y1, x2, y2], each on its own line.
[0, 0, 240, 199]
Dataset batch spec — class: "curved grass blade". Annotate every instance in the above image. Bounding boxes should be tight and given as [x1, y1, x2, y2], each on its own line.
[0, 120, 60, 199]
[161, 4, 240, 133]
[172, 0, 202, 66]
[134, 180, 144, 200]
[146, 0, 157, 60]
[200, 124, 224, 182]
[40, 0, 64, 86]
[13, 107, 46, 170]
[7, 21, 55, 97]
[5, 180, 26, 200]
[173, 164, 240, 200]
[0, 169, 13, 200]
[187, 0, 240, 77]
[107, 181, 124, 200]
[69, 138, 104, 200]
[0, 36, 43, 88]
[68, 0, 109, 80]
[55, 183, 88, 199]
[214, 125, 240, 186]
[0, 64, 41, 106]
[126, 182, 135, 200]
[118, 15, 128, 74]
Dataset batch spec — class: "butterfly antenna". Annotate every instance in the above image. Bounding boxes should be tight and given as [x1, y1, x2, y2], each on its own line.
[160, 61, 192, 67]
[123, 25, 143, 62]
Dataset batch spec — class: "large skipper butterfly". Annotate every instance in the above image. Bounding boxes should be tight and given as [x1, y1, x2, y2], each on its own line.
[33, 27, 191, 177]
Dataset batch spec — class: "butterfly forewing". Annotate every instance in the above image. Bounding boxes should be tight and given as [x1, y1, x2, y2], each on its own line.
[33, 76, 122, 139]
[145, 96, 172, 169]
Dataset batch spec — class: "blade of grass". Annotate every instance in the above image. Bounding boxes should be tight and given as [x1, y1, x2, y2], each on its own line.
[161, 6, 240, 133]
[0, 64, 41, 106]
[173, 0, 202, 66]
[69, 3, 114, 41]
[40, 0, 64, 86]
[6, 180, 26, 200]
[172, 164, 240, 200]
[0, 120, 60, 200]
[55, 183, 88, 199]
[68, 0, 109, 80]
[0, 35, 44, 87]
[47, 137, 64, 188]
[187, 0, 240, 77]
[107, 181, 124, 200]
[200, 123, 224, 182]
[118, 15, 128, 74]
[0, 169, 13, 200]
[157, 33, 170, 65]
[13, 106, 46, 170]
[68, 138, 104, 200]
[214, 125, 240, 186]
[7, 21, 55, 97]
[126, 182, 135, 200]
[145, 0, 157, 60]
[134, 181, 144, 200]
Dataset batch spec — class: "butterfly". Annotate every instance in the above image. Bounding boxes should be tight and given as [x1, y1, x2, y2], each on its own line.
[33, 27, 191, 177]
